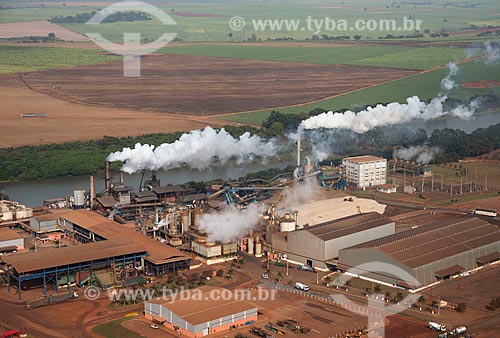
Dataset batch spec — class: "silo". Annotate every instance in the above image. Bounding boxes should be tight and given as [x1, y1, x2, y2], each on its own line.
[74, 189, 85, 209]
[181, 210, 189, 231]
[193, 207, 201, 229]
[255, 236, 263, 258]
[280, 213, 296, 232]
[247, 236, 254, 254]
[169, 216, 177, 235]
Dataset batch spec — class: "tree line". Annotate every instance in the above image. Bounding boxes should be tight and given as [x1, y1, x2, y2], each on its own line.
[49, 11, 152, 24]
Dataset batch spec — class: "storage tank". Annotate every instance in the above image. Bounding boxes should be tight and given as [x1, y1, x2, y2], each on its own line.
[181, 210, 190, 229]
[1, 210, 14, 222]
[16, 207, 33, 219]
[255, 236, 263, 258]
[169, 217, 177, 235]
[193, 207, 201, 229]
[247, 236, 254, 254]
[74, 189, 85, 209]
[280, 213, 296, 232]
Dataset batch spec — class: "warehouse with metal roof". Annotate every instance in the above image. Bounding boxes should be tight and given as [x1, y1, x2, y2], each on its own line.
[145, 286, 257, 337]
[338, 216, 500, 288]
[275, 212, 395, 270]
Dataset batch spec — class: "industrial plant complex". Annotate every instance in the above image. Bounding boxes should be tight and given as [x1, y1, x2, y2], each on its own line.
[1, 150, 499, 338]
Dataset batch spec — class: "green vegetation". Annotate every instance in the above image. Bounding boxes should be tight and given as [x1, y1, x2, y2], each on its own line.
[220, 58, 499, 125]
[160, 44, 465, 69]
[49, 11, 152, 24]
[0, 45, 118, 74]
[0, 133, 182, 181]
[92, 317, 142, 338]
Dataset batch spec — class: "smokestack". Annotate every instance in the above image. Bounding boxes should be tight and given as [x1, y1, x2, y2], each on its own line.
[105, 161, 111, 194]
[89, 175, 95, 209]
[297, 136, 301, 167]
[119, 171, 124, 185]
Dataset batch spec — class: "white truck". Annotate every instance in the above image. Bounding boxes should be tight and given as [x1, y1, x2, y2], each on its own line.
[428, 321, 447, 332]
[451, 326, 467, 335]
[295, 282, 310, 291]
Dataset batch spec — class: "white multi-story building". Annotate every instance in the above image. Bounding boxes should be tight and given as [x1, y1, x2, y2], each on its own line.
[342, 155, 387, 188]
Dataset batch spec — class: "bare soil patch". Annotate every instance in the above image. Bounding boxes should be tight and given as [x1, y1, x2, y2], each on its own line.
[0, 75, 217, 148]
[462, 79, 500, 88]
[0, 21, 88, 41]
[21, 54, 417, 116]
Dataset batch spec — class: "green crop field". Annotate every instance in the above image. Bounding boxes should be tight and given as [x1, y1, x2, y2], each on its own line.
[0, 45, 118, 74]
[2, 0, 498, 42]
[92, 317, 142, 338]
[160, 44, 467, 70]
[219, 59, 500, 125]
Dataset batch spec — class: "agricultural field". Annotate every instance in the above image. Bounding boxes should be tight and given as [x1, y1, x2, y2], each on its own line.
[1, 0, 499, 41]
[160, 44, 467, 70]
[20, 53, 417, 116]
[0, 20, 88, 41]
[219, 58, 500, 125]
[0, 45, 117, 74]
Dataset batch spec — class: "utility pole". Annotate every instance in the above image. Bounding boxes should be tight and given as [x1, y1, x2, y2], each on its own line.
[460, 176, 463, 195]
[450, 178, 453, 196]
[421, 177, 425, 193]
[441, 174, 444, 191]
[431, 174, 434, 192]
[485, 172, 488, 191]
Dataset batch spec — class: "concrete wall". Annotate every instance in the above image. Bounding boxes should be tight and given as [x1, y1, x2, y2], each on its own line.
[339, 241, 500, 288]
[338, 247, 414, 286]
[0, 238, 24, 250]
[145, 302, 257, 337]
[413, 241, 500, 286]
[285, 222, 395, 270]
[30, 217, 58, 233]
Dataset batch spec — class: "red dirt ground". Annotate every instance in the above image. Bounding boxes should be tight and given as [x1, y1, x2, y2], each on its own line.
[21, 54, 418, 116]
[462, 79, 500, 88]
[0, 21, 88, 41]
[0, 75, 219, 148]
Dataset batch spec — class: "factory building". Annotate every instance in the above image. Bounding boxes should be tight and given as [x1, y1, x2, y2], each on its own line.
[1, 210, 190, 298]
[145, 286, 257, 337]
[268, 212, 395, 270]
[338, 216, 500, 289]
[342, 155, 387, 188]
[0, 227, 24, 254]
[29, 214, 66, 242]
[0, 200, 33, 222]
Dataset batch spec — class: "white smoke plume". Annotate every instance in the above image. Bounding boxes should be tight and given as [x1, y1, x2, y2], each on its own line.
[394, 146, 440, 164]
[107, 126, 277, 174]
[300, 95, 478, 133]
[198, 204, 262, 242]
[281, 176, 320, 209]
[485, 41, 500, 64]
[441, 62, 459, 91]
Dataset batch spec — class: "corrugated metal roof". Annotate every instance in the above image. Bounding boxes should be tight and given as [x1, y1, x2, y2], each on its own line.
[1, 238, 146, 273]
[346, 217, 500, 268]
[435, 265, 464, 277]
[476, 251, 500, 264]
[146, 286, 256, 325]
[303, 212, 392, 241]
[0, 227, 23, 242]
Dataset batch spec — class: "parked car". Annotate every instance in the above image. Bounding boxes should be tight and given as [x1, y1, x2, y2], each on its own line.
[261, 273, 270, 279]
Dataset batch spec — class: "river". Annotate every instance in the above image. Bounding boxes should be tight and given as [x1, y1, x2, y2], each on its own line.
[2, 111, 500, 207]
[0, 161, 294, 207]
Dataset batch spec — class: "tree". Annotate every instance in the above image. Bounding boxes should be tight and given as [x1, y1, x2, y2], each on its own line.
[48, 32, 56, 40]
[457, 302, 467, 313]
[267, 122, 284, 137]
[324, 275, 332, 285]
[385, 291, 392, 302]
[417, 295, 426, 306]
[354, 35, 362, 41]
[395, 291, 404, 302]
[373, 285, 381, 293]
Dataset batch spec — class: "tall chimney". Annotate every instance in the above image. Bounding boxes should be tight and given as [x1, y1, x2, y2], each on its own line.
[105, 161, 111, 194]
[297, 136, 301, 167]
[119, 171, 124, 185]
[89, 175, 95, 209]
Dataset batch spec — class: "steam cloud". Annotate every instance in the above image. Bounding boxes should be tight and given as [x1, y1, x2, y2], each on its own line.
[300, 95, 478, 133]
[394, 146, 440, 164]
[485, 41, 500, 64]
[198, 204, 262, 242]
[107, 126, 277, 174]
[441, 62, 459, 91]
